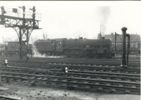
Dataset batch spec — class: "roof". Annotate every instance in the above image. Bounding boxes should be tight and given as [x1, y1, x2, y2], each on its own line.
[105, 34, 140, 43]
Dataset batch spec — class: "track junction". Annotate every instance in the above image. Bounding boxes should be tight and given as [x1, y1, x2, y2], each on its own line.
[0, 60, 140, 95]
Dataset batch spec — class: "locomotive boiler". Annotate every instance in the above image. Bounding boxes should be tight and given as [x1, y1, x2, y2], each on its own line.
[34, 38, 114, 58]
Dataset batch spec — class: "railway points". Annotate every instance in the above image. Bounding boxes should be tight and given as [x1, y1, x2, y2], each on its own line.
[0, 61, 140, 95]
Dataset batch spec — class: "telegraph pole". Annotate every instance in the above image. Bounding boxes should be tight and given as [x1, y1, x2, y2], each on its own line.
[114, 32, 119, 56]
[115, 32, 117, 56]
[121, 27, 127, 67]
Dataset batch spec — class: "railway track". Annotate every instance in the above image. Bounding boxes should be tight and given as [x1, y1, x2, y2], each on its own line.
[8, 57, 140, 67]
[0, 95, 21, 100]
[0, 62, 140, 94]
[1, 70, 140, 82]
[0, 66, 140, 82]
[1, 73, 140, 94]
[4, 62, 140, 73]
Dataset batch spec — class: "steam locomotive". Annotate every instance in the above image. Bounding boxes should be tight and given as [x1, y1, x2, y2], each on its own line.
[34, 38, 114, 58]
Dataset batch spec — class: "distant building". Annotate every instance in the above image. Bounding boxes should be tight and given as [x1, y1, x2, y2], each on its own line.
[7, 42, 19, 56]
[0, 44, 5, 52]
[5, 41, 33, 58]
[105, 33, 140, 54]
[0, 44, 6, 58]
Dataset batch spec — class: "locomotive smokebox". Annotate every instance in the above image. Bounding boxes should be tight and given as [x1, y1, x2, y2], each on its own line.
[121, 27, 127, 67]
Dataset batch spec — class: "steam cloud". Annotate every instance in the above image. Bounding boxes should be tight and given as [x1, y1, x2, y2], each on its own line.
[98, 6, 111, 36]
[31, 40, 64, 58]
[32, 43, 46, 58]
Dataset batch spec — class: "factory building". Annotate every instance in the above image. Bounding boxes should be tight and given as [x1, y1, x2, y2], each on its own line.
[105, 33, 140, 55]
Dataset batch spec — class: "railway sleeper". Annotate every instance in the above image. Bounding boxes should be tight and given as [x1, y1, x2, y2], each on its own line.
[1, 76, 140, 94]
[1, 65, 139, 74]
[1, 70, 140, 82]
[1, 74, 140, 89]
[1, 67, 139, 79]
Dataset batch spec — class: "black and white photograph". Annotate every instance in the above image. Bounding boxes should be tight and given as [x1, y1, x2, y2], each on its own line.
[0, 1, 140, 100]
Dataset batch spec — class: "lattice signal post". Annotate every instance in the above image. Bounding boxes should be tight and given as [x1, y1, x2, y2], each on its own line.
[0, 6, 40, 59]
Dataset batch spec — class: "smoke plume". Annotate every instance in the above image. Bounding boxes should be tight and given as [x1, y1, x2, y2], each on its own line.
[32, 43, 46, 58]
[98, 6, 111, 36]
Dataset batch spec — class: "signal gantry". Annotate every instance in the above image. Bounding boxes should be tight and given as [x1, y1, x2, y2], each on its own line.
[0, 6, 40, 59]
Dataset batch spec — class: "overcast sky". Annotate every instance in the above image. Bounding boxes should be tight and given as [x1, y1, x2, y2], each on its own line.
[0, 1, 141, 43]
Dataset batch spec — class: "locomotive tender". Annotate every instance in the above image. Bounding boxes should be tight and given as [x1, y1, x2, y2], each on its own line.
[34, 38, 114, 58]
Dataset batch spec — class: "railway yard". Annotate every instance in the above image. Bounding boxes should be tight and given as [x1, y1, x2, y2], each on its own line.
[0, 56, 140, 100]
[0, 4, 140, 100]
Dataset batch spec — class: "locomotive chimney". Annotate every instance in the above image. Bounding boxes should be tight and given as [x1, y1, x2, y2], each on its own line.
[121, 27, 127, 67]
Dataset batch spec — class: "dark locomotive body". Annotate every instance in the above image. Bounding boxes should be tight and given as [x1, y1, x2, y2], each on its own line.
[34, 38, 114, 58]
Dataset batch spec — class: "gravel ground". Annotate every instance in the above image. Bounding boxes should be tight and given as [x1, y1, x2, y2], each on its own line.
[0, 84, 140, 100]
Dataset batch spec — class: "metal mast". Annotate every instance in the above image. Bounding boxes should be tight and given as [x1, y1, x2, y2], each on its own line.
[121, 27, 130, 67]
[0, 6, 40, 59]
